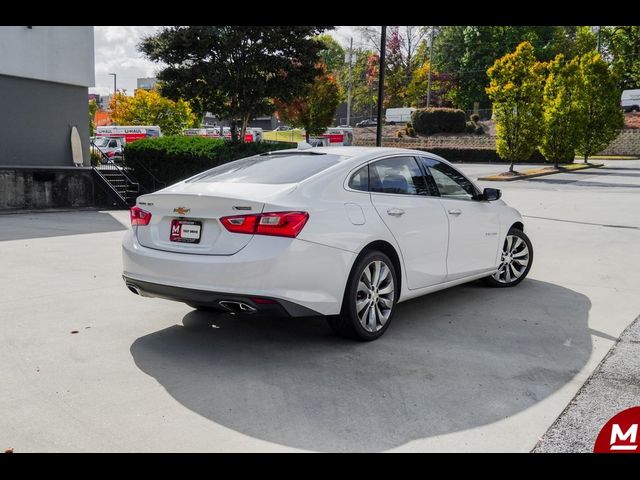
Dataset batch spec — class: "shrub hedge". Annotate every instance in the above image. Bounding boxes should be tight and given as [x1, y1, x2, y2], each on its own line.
[424, 147, 546, 164]
[124, 136, 295, 189]
[412, 108, 467, 135]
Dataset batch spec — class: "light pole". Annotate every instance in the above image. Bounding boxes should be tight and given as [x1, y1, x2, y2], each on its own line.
[108, 73, 117, 95]
[376, 26, 386, 147]
[346, 37, 353, 126]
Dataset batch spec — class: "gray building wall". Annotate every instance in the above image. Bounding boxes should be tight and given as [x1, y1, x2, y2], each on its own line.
[0, 74, 90, 167]
[0, 26, 95, 87]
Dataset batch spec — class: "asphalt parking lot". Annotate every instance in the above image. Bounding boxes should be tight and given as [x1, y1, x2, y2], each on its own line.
[1, 160, 639, 452]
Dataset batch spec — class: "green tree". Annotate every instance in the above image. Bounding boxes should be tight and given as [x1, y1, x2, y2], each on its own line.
[349, 49, 379, 118]
[139, 26, 330, 141]
[317, 34, 345, 75]
[540, 54, 583, 167]
[575, 51, 624, 163]
[601, 26, 640, 90]
[486, 42, 545, 172]
[274, 69, 341, 142]
[385, 27, 407, 107]
[573, 26, 598, 56]
[88, 99, 97, 137]
[434, 26, 578, 109]
[405, 62, 455, 108]
[109, 89, 196, 135]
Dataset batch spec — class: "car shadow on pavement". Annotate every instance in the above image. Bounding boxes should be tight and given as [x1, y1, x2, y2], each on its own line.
[0, 210, 127, 241]
[130, 279, 591, 452]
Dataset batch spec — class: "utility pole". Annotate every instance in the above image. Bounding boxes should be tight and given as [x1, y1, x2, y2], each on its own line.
[346, 37, 353, 126]
[376, 26, 386, 147]
[108, 73, 117, 95]
[426, 27, 435, 108]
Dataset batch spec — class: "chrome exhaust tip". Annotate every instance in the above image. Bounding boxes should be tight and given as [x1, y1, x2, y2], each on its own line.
[127, 284, 142, 296]
[218, 300, 257, 314]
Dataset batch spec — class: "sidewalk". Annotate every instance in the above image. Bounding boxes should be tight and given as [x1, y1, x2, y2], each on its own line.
[533, 316, 640, 453]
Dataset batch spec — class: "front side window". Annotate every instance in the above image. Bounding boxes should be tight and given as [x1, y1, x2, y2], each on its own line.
[421, 157, 477, 200]
[369, 156, 429, 195]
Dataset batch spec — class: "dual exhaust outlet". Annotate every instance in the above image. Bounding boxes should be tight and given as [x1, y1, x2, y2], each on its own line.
[126, 282, 257, 314]
[218, 300, 257, 314]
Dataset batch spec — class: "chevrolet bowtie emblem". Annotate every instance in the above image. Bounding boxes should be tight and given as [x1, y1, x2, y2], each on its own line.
[173, 207, 190, 215]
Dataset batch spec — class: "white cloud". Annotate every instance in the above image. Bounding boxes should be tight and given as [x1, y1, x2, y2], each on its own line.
[91, 26, 359, 96]
[91, 26, 164, 96]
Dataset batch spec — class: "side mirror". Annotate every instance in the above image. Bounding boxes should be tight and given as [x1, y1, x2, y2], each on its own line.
[482, 188, 501, 201]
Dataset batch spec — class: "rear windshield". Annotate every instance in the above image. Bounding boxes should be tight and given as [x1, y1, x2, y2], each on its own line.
[188, 154, 344, 184]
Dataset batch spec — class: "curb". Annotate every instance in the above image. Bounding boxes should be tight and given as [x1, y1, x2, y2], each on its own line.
[478, 163, 604, 182]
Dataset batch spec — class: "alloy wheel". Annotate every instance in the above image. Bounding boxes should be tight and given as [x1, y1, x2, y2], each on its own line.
[492, 234, 530, 284]
[355, 260, 395, 333]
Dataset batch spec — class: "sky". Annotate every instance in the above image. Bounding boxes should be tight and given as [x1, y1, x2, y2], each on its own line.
[90, 26, 360, 96]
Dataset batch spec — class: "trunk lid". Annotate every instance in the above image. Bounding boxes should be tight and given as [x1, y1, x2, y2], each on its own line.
[134, 182, 296, 255]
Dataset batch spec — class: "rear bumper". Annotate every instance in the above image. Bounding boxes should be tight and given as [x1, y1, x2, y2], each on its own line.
[122, 229, 356, 316]
[123, 276, 321, 317]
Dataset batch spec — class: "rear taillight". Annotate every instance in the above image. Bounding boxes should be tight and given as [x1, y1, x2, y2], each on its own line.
[220, 211, 309, 238]
[130, 206, 152, 226]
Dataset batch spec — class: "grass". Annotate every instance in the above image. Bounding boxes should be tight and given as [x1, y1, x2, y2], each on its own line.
[478, 162, 604, 182]
[263, 129, 306, 143]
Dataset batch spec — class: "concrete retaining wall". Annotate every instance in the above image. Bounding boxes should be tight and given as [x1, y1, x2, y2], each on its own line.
[0, 167, 113, 210]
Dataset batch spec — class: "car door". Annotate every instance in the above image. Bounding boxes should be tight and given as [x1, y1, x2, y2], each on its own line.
[368, 156, 449, 290]
[419, 157, 501, 280]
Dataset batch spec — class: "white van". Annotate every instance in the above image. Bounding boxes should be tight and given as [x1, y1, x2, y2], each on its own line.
[385, 107, 416, 125]
[621, 89, 640, 112]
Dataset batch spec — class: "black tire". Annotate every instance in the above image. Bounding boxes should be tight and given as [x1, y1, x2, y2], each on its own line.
[483, 227, 533, 288]
[632, 105, 640, 113]
[327, 250, 398, 341]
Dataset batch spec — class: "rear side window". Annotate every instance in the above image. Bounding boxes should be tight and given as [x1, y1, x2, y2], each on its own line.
[369, 156, 429, 195]
[348, 165, 369, 191]
[188, 154, 344, 184]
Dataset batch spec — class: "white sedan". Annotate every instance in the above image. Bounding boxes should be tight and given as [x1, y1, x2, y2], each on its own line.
[122, 146, 533, 341]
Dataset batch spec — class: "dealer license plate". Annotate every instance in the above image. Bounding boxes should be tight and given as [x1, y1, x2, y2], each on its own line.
[170, 219, 202, 244]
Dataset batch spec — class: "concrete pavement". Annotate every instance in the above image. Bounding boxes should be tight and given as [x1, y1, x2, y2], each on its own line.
[533, 316, 640, 452]
[1, 160, 639, 452]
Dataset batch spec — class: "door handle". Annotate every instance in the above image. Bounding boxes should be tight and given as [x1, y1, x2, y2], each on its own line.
[387, 208, 405, 217]
[448, 208, 462, 215]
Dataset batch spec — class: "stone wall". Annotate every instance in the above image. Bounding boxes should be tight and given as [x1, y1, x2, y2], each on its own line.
[0, 167, 114, 210]
[354, 134, 496, 150]
[354, 130, 640, 156]
[597, 130, 640, 156]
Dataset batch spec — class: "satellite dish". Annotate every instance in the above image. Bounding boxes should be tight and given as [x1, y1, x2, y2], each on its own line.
[70, 126, 84, 166]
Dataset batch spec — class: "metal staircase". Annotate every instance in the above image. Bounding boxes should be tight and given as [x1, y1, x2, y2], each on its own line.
[91, 140, 167, 208]
[93, 164, 140, 207]
[90, 141, 140, 208]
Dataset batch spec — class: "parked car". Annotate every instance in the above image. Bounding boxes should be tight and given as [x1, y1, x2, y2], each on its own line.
[123, 147, 532, 341]
[92, 136, 124, 163]
[621, 89, 640, 112]
[385, 107, 416, 125]
[355, 118, 377, 128]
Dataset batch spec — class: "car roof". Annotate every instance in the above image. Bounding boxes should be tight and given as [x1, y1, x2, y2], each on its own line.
[271, 146, 440, 161]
